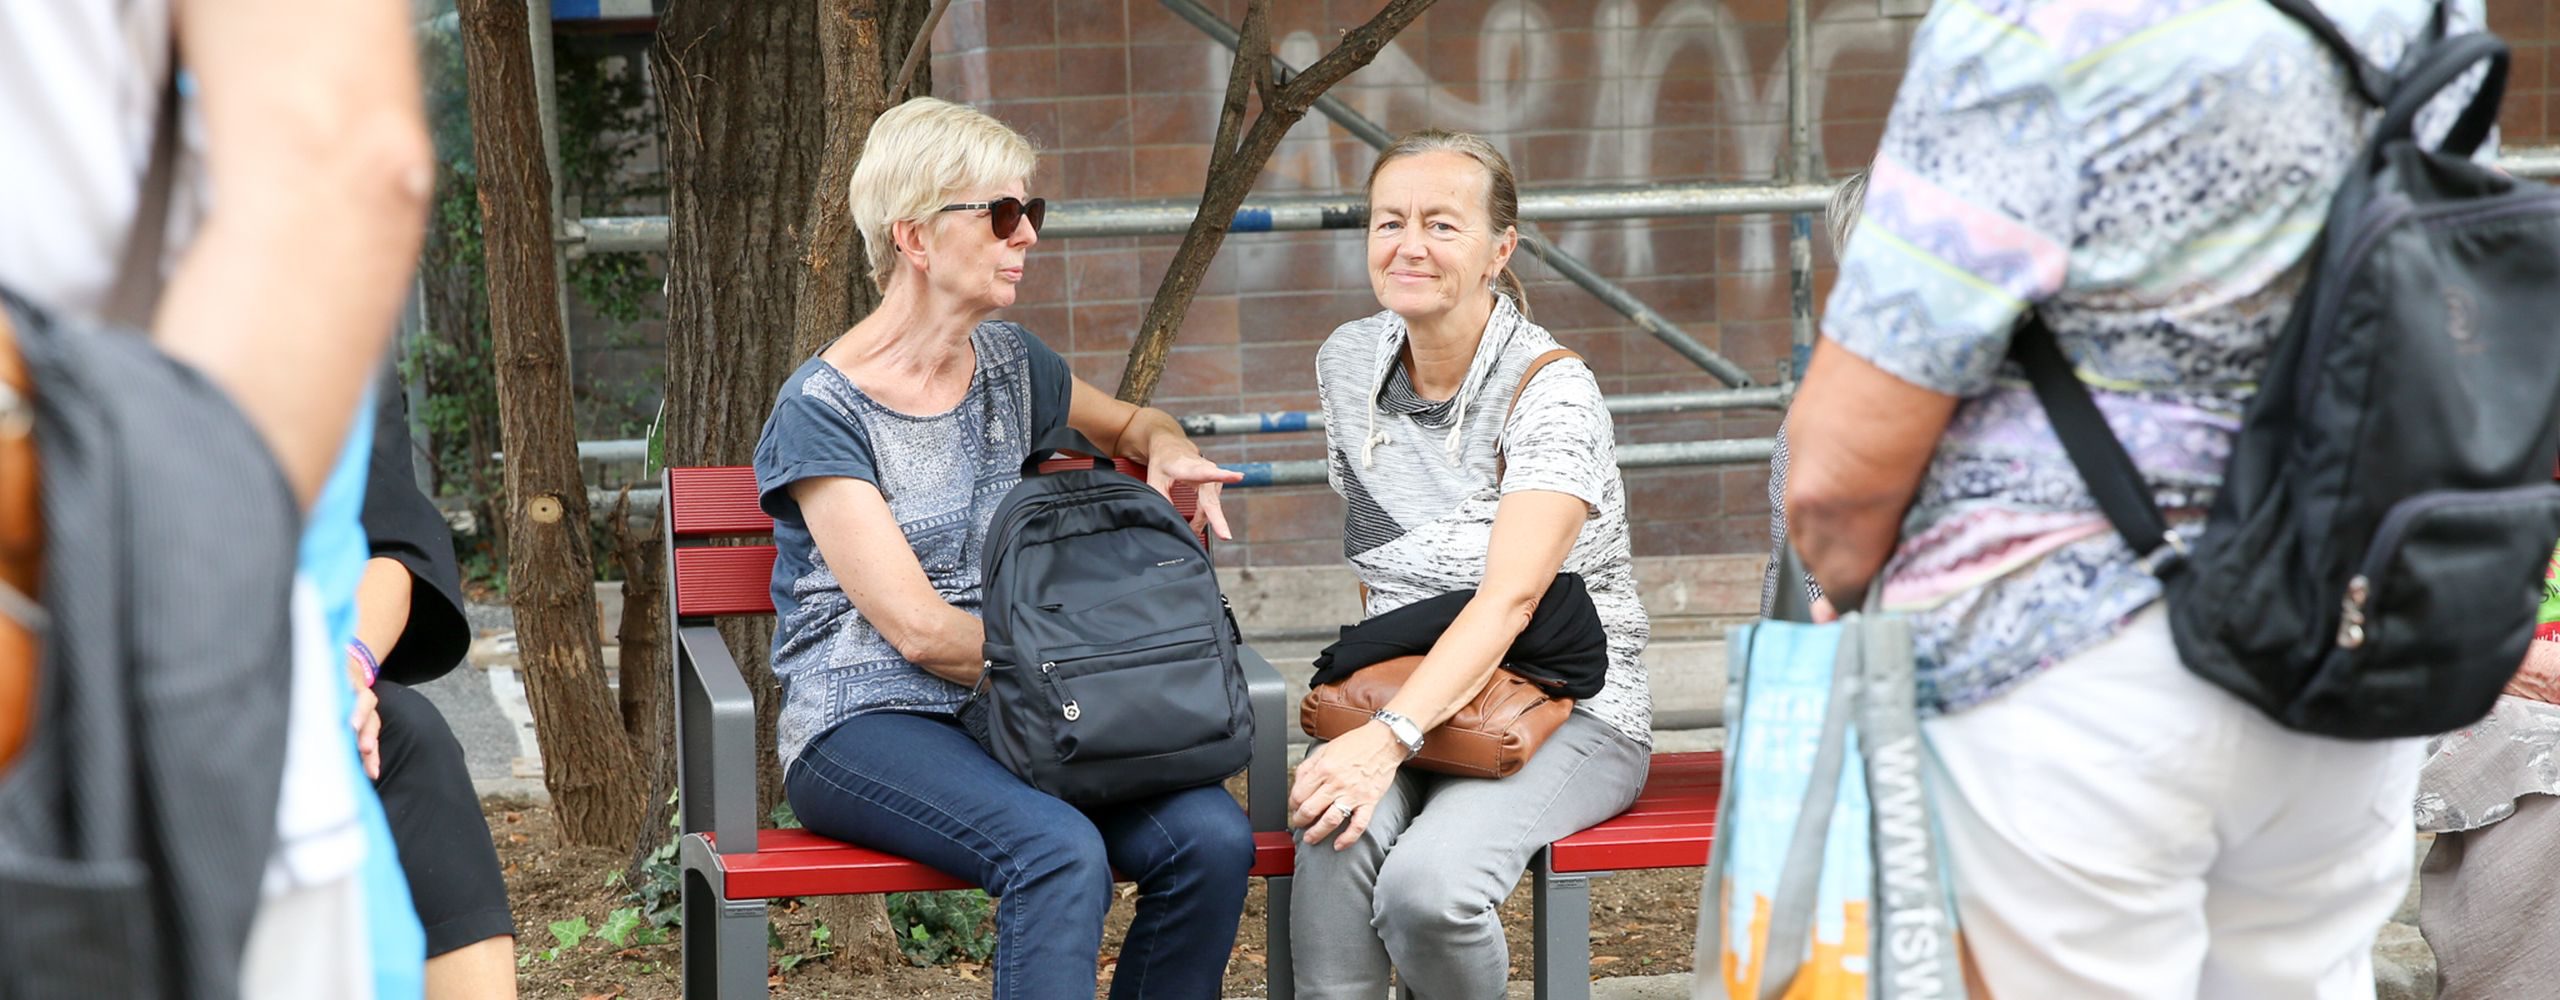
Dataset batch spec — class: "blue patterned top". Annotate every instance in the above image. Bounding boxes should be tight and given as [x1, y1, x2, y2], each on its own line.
[753, 322, 1070, 772]
[1821, 0, 2484, 713]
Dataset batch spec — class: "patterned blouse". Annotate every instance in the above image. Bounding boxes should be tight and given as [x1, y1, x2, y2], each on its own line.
[753, 323, 1070, 773]
[1823, 0, 2481, 714]
[1314, 297, 1654, 747]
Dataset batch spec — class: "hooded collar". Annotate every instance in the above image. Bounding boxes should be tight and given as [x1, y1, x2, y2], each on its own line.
[1358, 294, 1526, 470]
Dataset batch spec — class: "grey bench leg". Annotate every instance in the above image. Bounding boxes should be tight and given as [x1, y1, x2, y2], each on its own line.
[682, 868, 769, 1000]
[1531, 849, 1596, 1000]
[1265, 874, 1293, 1000]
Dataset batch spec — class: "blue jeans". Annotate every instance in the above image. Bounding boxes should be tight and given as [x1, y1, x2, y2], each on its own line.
[786, 711, 1253, 999]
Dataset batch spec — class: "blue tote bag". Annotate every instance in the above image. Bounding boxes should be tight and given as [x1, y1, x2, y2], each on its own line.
[1694, 561, 1968, 1000]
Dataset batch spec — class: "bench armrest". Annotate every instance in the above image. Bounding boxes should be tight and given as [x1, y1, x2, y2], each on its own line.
[676, 624, 760, 853]
[1239, 642, 1289, 832]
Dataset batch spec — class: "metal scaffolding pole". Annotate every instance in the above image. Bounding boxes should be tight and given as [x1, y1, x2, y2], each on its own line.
[1175, 384, 1792, 437]
[1157, 0, 1755, 387]
[571, 181, 1833, 249]
[1225, 437, 1777, 488]
[1785, 0, 1820, 379]
[588, 436, 1778, 515]
[2509, 148, 2560, 179]
[571, 145, 2560, 249]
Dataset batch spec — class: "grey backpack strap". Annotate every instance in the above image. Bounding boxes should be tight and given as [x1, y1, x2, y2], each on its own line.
[102, 60, 183, 331]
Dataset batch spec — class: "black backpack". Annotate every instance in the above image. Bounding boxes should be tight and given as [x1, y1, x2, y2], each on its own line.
[962, 430, 1253, 804]
[2021, 0, 2560, 739]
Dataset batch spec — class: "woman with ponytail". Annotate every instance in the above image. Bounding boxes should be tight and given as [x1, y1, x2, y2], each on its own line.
[1285, 130, 1653, 997]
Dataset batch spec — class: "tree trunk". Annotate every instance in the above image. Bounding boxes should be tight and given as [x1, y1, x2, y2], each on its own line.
[1115, 0, 1439, 404]
[787, 0, 937, 972]
[457, 0, 647, 847]
[792, 0, 890, 359]
[610, 497, 671, 770]
[654, 1, 830, 816]
[609, 498, 680, 886]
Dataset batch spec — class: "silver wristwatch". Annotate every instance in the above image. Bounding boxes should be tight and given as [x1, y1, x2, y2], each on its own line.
[1372, 709, 1425, 759]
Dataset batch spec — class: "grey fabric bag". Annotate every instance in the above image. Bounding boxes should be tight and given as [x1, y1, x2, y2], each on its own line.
[0, 292, 298, 1000]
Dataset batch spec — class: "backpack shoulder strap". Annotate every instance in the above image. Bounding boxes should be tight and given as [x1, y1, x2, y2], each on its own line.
[1496, 348, 1581, 479]
[2264, 0, 2392, 106]
[2012, 317, 2188, 575]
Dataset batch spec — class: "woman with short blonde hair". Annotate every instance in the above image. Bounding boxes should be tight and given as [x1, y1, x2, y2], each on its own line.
[754, 97, 1253, 999]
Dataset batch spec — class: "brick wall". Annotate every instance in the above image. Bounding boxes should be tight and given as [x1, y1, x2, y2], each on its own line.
[923, 0, 2559, 569]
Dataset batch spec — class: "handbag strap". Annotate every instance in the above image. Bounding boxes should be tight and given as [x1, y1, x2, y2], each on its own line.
[104, 53, 184, 331]
[2012, 315, 2188, 576]
[1495, 348, 1582, 480]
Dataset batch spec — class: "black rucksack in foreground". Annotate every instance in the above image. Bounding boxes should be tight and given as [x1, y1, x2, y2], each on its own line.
[2022, 0, 2560, 739]
[964, 430, 1253, 804]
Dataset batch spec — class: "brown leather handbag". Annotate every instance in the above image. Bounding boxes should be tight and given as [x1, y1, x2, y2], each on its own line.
[0, 308, 39, 773]
[1300, 656, 1572, 778]
[1297, 347, 1584, 779]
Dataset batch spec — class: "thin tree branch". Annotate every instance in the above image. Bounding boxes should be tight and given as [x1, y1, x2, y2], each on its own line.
[1114, 0, 1439, 404]
[888, 0, 952, 104]
[1278, 0, 1436, 106]
[1210, 0, 1270, 161]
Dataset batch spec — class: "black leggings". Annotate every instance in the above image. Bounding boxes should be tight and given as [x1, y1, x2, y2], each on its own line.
[373, 681, 515, 956]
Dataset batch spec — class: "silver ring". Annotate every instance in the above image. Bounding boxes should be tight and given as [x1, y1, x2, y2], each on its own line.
[1332, 800, 1356, 819]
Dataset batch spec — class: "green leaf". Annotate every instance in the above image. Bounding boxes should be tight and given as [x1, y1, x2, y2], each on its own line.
[549, 916, 590, 952]
[599, 907, 645, 949]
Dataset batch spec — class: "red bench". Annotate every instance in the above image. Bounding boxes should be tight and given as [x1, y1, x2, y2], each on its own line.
[664, 465, 1722, 999]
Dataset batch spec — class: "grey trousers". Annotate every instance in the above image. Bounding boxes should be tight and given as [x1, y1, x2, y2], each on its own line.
[1290, 711, 1650, 999]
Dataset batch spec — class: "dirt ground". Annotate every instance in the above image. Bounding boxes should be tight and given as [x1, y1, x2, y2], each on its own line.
[496, 795, 1704, 999]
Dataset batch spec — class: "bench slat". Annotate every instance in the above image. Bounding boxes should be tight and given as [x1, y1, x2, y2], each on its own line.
[672, 546, 779, 618]
[667, 467, 769, 539]
[704, 829, 1300, 899]
[1550, 824, 1714, 873]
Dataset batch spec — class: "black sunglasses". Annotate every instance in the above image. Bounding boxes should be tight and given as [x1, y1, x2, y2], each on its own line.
[939, 196, 1046, 239]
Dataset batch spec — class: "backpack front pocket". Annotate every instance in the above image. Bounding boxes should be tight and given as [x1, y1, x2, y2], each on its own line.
[1041, 624, 1235, 762]
[2292, 484, 2560, 735]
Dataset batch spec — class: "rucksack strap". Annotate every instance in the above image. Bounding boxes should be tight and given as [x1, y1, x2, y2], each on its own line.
[2011, 316, 2189, 576]
[2377, 31, 2509, 162]
[1495, 348, 1581, 480]
[2266, 0, 2509, 160]
[2263, 0, 2392, 106]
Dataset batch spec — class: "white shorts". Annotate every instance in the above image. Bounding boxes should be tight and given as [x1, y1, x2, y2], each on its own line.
[1924, 606, 2421, 1000]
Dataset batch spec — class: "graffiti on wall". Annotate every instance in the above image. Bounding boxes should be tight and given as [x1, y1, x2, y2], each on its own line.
[1219, 0, 1913, 275]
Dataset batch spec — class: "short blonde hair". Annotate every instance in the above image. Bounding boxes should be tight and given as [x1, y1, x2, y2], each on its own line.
[849, 97, 1040, 289]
